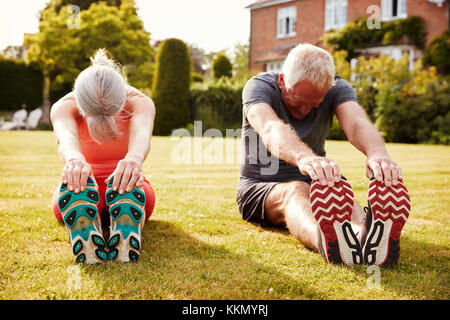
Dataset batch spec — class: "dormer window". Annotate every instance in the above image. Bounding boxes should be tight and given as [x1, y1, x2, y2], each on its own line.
[277, 6, 297, 39]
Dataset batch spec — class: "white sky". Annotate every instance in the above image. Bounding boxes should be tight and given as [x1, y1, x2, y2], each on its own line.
[0, 0, 255, 53]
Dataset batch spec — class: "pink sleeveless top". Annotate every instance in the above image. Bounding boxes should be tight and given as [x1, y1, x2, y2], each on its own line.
[61, 86, 146, 179]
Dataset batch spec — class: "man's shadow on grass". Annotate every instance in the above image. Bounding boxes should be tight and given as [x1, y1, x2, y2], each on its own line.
[257, 224, 449, 299]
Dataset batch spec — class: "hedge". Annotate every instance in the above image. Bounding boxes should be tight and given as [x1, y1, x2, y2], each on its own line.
[0, 58, 43, 111]
[190, 81, 243, 133]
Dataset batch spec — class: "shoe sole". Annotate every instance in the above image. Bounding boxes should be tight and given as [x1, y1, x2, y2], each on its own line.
[105, 176, 146, 262]
[58, 177, 108, 264]
[310, 179, 362, 266]
[363, 179, 410, 267]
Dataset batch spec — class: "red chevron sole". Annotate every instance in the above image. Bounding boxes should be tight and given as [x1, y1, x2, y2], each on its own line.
[363, 179, 411, 267]
[310, 179, 362, 265]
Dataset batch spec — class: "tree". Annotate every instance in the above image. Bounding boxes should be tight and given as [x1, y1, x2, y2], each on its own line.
[231, 42, 250, 82]
[151, 38, 192, 135]
[0, 46, 25, 60]
[40, 0, 122, 16]
[212, 53, 232, 80]
[187, 43, 208, 75]
[24, 0, 154, 123]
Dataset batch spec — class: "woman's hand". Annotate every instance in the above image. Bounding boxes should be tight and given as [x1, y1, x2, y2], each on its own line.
[105, 154, 144, 194]
[62, 158, 93, 193]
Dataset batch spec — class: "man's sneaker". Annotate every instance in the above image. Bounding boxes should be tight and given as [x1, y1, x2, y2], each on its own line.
[105, 176, 146, 262]
[362, 178, 410, 267]
[310, 179, 363, 266]
[58, 177, 108, 264]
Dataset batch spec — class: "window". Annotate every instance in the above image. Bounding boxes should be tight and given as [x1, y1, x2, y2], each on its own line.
[266, 60, 284, 73]
[382, 0, 407, 21]
[325, 0, 347, 31]
[277, 6, 296, 39]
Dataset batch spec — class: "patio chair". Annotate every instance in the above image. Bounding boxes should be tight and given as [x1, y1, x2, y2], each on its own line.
[1, 109, 28, 130]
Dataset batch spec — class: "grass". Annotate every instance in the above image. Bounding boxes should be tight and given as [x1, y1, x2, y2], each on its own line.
[0, 131, 449, 300]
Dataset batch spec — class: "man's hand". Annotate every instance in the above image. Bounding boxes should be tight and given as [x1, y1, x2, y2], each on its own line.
[105, 154, 144, 194]
[366, 154, 403, 187]
[62, 158, 93, 193]
[298, 156, 342, 187]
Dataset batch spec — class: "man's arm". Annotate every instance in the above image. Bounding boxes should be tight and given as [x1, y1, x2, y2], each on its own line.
[246, 103, 341, 186]
[335, 100, 402, 186]
[107, 95, 156, 194]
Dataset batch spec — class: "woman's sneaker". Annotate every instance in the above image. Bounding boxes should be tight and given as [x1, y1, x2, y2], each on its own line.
[310, 179, 363, 266]
[58, 177, 108, 264]
[105, 176, 146, 262]
[362, 178, 410, 267]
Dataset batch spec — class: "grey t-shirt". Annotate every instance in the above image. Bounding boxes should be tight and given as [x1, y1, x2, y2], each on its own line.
[240, 72, 357, 182]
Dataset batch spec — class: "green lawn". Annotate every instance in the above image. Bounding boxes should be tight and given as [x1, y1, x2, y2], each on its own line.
[0, 131, 448, 300]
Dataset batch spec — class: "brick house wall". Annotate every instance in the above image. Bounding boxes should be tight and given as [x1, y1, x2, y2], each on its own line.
[248, 0, 449, 72]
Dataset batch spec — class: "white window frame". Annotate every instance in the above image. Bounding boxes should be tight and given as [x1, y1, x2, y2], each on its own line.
[324, 0, 348, 31]
[356, 45, 415, 71]
[277, 6, 296, 39]
[266, 60, 284, 73]
[381, 0, 407, 21]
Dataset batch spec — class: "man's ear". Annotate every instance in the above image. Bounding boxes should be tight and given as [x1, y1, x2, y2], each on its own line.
[278, 73, 285, 90]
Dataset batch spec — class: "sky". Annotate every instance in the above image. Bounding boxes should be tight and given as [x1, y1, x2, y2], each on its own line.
[0, 0, 256, 53]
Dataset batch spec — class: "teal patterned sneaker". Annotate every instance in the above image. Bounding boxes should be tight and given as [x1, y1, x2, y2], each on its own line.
[105, 176, 146, 262]
[58, 177, 108, 264]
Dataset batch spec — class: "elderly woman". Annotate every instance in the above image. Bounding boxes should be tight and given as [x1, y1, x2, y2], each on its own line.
[51, 49, 156, 264]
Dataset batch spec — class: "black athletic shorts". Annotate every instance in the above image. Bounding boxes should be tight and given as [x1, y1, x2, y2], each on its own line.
[236, 176, 312, 227]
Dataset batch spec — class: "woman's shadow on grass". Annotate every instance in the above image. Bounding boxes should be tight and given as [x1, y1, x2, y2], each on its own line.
[82, 220, 323, 299]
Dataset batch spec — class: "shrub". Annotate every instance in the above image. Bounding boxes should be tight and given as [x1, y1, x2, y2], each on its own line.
[328, 50, 449, 145]
[423, 30, 450, 75]
[0, 58, 43, 111]
[328, 116, 347, 141]
[323, 16, 427, 60]
[191, 72, 204, 83]
[212, 54, 232, 80]
[375, 66, 450, 144]
[151, 38, 192, 135]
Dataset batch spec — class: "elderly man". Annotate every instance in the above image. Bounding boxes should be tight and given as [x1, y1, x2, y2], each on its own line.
[237, 44, 410, 267]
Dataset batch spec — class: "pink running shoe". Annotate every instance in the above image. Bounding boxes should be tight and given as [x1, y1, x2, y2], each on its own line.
[310, 179, 362, 266]
[362, 178, 410, 267]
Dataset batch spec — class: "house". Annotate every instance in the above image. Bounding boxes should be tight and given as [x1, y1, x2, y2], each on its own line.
[247, 0, 449, 72]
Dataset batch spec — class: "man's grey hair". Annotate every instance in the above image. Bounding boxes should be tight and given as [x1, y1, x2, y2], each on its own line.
[74, 48, 128, 144]
[281, 43, 336, 91]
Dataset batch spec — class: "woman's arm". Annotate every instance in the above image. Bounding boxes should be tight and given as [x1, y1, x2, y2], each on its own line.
[107, 94, 156, 194]
[50, 99, 93, 193]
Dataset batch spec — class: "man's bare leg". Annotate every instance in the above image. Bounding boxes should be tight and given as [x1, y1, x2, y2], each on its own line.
[264, 180, 365, 252]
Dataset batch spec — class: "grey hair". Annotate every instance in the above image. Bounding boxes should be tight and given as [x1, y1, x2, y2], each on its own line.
[281, 43, 336, 91]
[74, 48, 128, 144]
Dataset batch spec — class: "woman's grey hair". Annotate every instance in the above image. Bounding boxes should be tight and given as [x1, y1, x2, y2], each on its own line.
[281, 43, 336, 91]
[74, 48, 128, 144]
